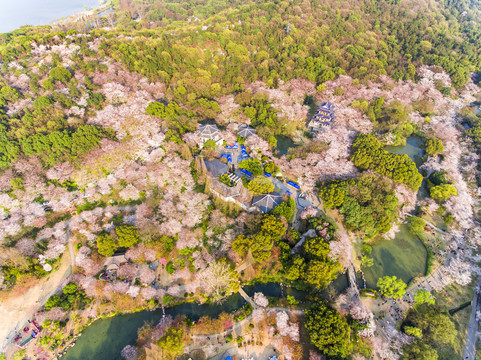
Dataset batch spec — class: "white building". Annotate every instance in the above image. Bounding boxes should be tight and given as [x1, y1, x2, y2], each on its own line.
[198, 124, 223, 148]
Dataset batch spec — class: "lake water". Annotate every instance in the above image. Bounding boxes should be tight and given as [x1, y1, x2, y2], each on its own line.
[0, 0, 99, 33]
[362, 224, 427, 289]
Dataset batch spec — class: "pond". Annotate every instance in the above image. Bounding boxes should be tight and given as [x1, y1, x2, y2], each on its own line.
[385, 135, 425, 167]
[62, 283, 309, 360]
[385, 134, 428, 200]
[362, 224, 427, 289]
[274, 135, 297, 156]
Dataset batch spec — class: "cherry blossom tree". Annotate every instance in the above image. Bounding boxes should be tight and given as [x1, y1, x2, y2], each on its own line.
[253, 292, 269, 307]
[141, 287, 157, 300]
[118, 264, 138, 280]
[276, 311, 300, 342]
[139, 267, 155, 285]
[120, 345, 138, 360]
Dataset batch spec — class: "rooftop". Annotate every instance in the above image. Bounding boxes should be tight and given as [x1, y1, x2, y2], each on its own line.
[252, 192, 283, 213]
[238, 125, 256, 138]
[204, 159, 229, 177]
[198, 124, 220, 137]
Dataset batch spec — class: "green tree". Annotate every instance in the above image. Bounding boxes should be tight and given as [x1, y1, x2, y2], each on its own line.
[247, 176, 275, 194]
[271, 198, 296, 221]
[408, 305, 457, 346]
[238, 158, 264, 176]
[116, 225, 140, 248]
[429, 184, 457, 202]
[402, 340, 438, 360]
[319, 180, 347, 209]
[408, 216, 426, 236]
[425, 138, 444, 156]
[350, 133, 422, 190]
[96, 233, 118, 257]
[202, 139, 216, 150]
[361, 243, 372, 255]
[33, 95, 53, 109]
[157, 328, 184, 360]
[10, 177, 24, 191]
[405, 326, 423, 338]
[49, 66, 73, 84]
[377, 276, 407, 299]
[414, 289, 435, 309]
[304, 302, 352, 357]
[361, 256, 374, 268]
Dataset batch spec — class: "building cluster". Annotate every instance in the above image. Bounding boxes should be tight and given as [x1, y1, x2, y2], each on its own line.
[308, 101, 335, 132]
[195, 123, 304, 214]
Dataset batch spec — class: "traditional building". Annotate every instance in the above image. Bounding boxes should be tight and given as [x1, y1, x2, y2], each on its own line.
[198, 124, 223, 148]
[204, 159, 229, 177]
[238, 125, 256, 138]
[308, 101, 335, 132]
[252, 192, 283, 213]
[103, 253, 128, 279]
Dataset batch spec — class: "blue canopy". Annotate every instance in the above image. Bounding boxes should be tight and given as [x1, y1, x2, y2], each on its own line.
[225, 357, 233, 360]
[240, 169, 253, 177]
[287, 181, 300, 190]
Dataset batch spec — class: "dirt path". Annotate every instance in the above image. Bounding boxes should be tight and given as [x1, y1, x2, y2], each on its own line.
[0, 251, 72, 352]
[0, 220, 75, 352]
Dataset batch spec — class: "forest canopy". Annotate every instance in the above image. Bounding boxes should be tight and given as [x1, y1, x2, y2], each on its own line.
[350, 133, 423, 190]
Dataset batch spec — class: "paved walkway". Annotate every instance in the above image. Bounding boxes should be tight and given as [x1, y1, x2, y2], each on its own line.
[238, 288, 255, 307]
[463, 278, 481, 360]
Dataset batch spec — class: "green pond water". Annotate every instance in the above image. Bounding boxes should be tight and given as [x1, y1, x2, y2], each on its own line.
[362, 224, 427, 289]
[384, 135, 425, 167]
[274, 135, 296, 156]
[62, 283, 313, 360]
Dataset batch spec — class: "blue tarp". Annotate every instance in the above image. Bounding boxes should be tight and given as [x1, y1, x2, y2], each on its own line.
[240, 169, 253, 176]
[225, 357, 233, 360]
[220, 154, 232, 162]
[264, 172, 272, 177]
[287, 181, 300, 190]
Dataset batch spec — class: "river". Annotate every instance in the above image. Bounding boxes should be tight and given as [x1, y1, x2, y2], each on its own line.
[0, 0, 99, 33]
[61, 279, 347, 360]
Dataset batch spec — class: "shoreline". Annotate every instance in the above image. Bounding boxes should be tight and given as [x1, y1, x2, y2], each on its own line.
[49, 0, 113, 28]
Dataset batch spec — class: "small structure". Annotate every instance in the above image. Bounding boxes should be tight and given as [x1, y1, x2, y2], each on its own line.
[103, 253, 128, 279]
[227, 172, 241, 184]
[238, 125, 256, 138]
[308, 101, 335, 132]
[198, 124, 223, 148]
[204, 159, 229, 177]
[252, 192, 283, 213]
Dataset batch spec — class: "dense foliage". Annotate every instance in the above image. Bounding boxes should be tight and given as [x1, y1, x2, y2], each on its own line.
[45, 282, 90, 311]
[305, 301, 352, 357]
[377, 275, 407, 299]
[320, 174, 399, 236]
[350, 134, 423, 190]
[402, 304, 458, 359]
[283, 235, 341, 289]
[232, 214, 286, 263]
